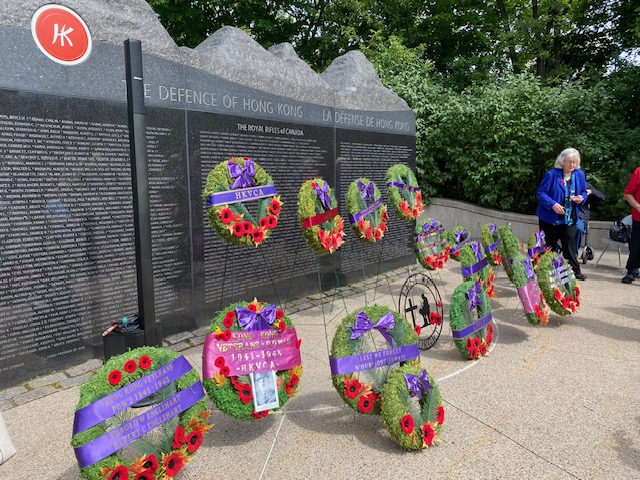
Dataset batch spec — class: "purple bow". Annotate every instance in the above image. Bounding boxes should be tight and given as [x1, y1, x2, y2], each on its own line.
[522, 256, 534, 279]
[404, 370, 431, 400]
[236, 304, 276, 331]
[535, 231, 546, 249]
[228, 159, 256, 189]
[488, 224, 497, 235]
[350, 311, 395, 345]
[423, 219, 438, 232]
[455, 229, 467, 243]
[471, 241, 483, 262]
[357, 180, 375, 202]
[466, 281, 483, 312]
[315, 181, 332, 210]
[552, 255, 565, 272]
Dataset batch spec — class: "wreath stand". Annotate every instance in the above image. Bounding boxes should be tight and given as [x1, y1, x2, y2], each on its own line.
[0, 411, 16, 466]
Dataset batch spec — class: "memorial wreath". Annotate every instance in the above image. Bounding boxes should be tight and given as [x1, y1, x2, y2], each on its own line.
[385, 164, 424, 221]
[71, 346, 211, 480]
[413, 218, 450, 270]
[330, 305, 420, 415]
[480, 223, 502, 266]
[346, 178, 388, 243]
[537, 252, 580, 316]
[459, 242, 496, 299]
[380, 364, 444, 450]
[449, 280, 494, 360]
[203, 157, 282, 247]
[202, 299, 302, 421]
[297, 178, 345, 254]
[446, 226, 472, 261]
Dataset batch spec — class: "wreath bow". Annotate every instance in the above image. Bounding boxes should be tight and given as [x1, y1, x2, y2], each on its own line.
[471, 241, 483, 262]
[356, 180, 375, 202]
[315, 182, 332, 210]
[534, 231, 546, 249]
[455, 229, 467, 243]
[228, 160, 256, 189]
[466, 281, 483, 312]
[236, 304, 277, 331]
[350, 311, 394, 345]
[522, 256, 534, 279]
[404, 370, 431, 399]
[423, 219, 438, 232]
[488, 224, 497, 235]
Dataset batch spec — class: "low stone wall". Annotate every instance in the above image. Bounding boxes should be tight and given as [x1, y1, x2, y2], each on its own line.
[424, 197, 621, 251]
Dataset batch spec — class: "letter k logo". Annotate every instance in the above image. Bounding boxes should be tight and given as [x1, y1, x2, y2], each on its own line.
[52, 23, 74, 47]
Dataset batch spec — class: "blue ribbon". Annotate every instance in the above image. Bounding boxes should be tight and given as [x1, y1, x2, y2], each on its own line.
[357, 180, 375, 202]
[315, 182, 332, 210]
[404, 370, 431, 399]
[228, 159, 256, 189]
[350, 311, 395, 345]
[236, 304, 277, 331]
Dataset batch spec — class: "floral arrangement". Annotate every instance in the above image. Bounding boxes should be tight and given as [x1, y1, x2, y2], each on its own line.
[413, 218, 450, 270]
[345, 178, 388, 243]
[297, 178, 345, 254]
[380, 364, 444, 450]
[498, 225, 550, 325]
[449, 280, 494, 360]
[202, 299, 302, 420]
[537, 252, 580, 316]
[459, 242, 496, 298]
[330, 305, 419, 415]
[203, 157, 282, 247]
[527, 230, 548, 265]
[446, 226, 472, 262]
[71, 347, 211, 480]
[385, 164, 424, 221]
[480, 223, 502, 266]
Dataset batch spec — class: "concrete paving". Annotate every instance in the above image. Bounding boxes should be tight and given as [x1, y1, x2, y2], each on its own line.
[0, 248, 639, 480]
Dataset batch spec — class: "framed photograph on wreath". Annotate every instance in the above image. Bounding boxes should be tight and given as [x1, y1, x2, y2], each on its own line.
[251, 370, 280, 412]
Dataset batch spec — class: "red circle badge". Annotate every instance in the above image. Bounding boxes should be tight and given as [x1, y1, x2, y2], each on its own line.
[31, 4, 92, 65]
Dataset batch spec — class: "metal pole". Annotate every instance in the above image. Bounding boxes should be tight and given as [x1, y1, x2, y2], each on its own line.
[124, 39, 159, 346]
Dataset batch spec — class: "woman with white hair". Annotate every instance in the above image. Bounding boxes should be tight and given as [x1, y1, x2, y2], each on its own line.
[536, 147, 588, 280]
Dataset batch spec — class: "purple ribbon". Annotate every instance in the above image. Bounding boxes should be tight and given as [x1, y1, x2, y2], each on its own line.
[329, 343, 419, 375]
[206, 185, 278, 207]
[528, 231, 546, 257]
[452, 312, 493, 339]
[228, 159, 256, 189]
[348, 197, 383, 224]
[357, 180, 375, 202]
[461, 258, 488, 277]
[236, 305, 277, 331]
[350, 311, 395, 345]
[73, 356, 193, 436]
[488, 224, 497, 235]
[552, 255, 564, 271]
[404, 370, 430, 399]
[471, 242, 483, 262]
[74, 382, 205, 468]
[387, 181, 420, 192]
[484, 239, 500, 253]
[454, 229, 467, 243]
[315, 182, 332, 210]
[466, 281, 483, 312]
[517, 280, 541, 314]
[522, 256, 534, 280]
[423, 219, 439, 232]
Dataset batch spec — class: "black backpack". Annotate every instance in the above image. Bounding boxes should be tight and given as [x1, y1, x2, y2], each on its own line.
[609, 221, 632, 243]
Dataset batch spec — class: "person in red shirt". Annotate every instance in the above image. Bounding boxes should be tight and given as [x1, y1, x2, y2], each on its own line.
[622, 167, 640, 283]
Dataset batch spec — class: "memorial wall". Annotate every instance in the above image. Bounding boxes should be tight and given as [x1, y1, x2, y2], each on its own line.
[0, 0, 415, 387]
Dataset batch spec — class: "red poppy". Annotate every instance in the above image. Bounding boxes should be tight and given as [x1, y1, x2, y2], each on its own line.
[414, 325, 421, 336]
[138, 355, 152, 370]
[247, 303, 257, 312]
[400, 414, 414, 435]
[381, 210, 388, 221]
[374, 229, 382, 240]
[574, 285, 580, 296]
[142, 455, 158, 473]
[379, 222, 387, 232]
[108, 370, 122, 386]
[251, 410, 269, 419]
[218, 207, 234, 225]
[219, 365, 230, 377]
[269, 199, 281, 215]
[232, 222, 244, 237]
[487, 324, 494, 334]
[259, 217, 268, 228]
[436, 300, 443, 308]
[186, 430, 204, 453]
[163, 452, 184, 478]
[222, 316, 234, 328]
[429, 312, 442, 325]
[241, 221, 253, 234]
[237, 383, 253, 404]
[311, 182, 317, 189]
[107, 465, 129, 480]
[278, 321, 286, 332]
[267, 215, 278, 229]
[172, 425, 186, 449]
[276, 309, 284, 319]
[252, 228, 264, 244]
[479, 343, 487, 355]
[343, 377, 362, 399]
[286, 374, 299, 390]
[422, 423, 436, 445]
[214, 356, 225, 368]
[222, 329, 232, 341]
[434, 406, 445, 425]
[297, 338, 302, 349]
[357, 393, 377, 413]
[123, 360, 137, 374]
[133, 472, 153, 480]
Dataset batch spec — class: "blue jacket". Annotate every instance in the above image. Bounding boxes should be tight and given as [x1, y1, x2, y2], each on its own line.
[536, 168, 587, 225]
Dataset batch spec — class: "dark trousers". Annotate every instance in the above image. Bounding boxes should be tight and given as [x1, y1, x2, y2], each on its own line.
[625, 219, 640, 273]
[539, 219, 582, 275]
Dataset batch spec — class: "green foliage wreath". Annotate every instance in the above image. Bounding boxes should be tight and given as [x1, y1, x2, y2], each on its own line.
[446, 225, 471, 262]
[537, 252, 581, 316]
[297, 178, 345, 254]
[413, 218, 450, 270]
[380, 364, 444, 450]
[459, 242, 496, 299]
[203, 157, 282, 247]
[71, 347, 211, 480]
[330, 305, 419, 415]
[449, 280, 494, 360]
[480, 223, 502, 267]
[385, 164, 425, 221]
[346, 178, 388, 243]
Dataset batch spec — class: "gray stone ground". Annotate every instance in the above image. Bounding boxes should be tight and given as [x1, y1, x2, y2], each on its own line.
[0, 248, 639, 480]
